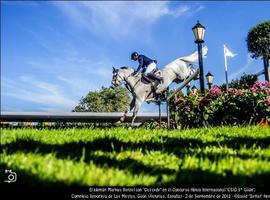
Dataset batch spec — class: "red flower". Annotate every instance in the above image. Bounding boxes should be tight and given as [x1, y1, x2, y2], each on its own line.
[198, 97, 209, 106]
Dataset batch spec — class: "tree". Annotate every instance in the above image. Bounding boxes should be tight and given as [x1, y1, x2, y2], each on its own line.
[246, 20, 270, 81]
[220, 73, 258, 90]
[73, 86, 130, 112]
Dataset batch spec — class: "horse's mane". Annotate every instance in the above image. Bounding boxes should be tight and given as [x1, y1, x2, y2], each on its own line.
[120, 66, 135, 72]
[120, 66, 129, 69]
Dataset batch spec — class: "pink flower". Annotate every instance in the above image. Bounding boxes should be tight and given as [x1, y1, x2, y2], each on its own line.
[265, 88, 270, 94]
[255, 81, 261, 87]
[227, 88, 233, 93]
[236, 89, 245, 96]
[255, 81, 269, 88]
[210, 86, 222, 95]
[261, 81, 268, 86]
[250, 86, 258, 92]
[175, 97, 185, 105]
[184, 105, 191, 111]
[265, 98, 270, 106]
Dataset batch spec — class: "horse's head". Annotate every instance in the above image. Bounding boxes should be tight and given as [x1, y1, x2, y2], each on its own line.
[111, 67, 134, 89]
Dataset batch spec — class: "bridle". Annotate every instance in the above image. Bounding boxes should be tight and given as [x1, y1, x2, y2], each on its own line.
[111, 70, 122, 86]
[111, 68, 139, 92]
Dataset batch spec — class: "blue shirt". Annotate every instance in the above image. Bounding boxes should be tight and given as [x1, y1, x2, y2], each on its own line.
[136, 55, 157, 72]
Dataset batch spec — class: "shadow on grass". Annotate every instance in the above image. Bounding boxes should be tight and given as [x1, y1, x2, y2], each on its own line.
[1, 136, 270, 186]
[1, 139, 177, 179]
[1, 157, 270, 187]
[2, 135, 270, 156]
[0, 162, 76, 186]
[159, 168, 270, 188]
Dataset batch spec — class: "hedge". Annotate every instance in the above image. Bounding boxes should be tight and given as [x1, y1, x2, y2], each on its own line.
[169, 81, 270, 128]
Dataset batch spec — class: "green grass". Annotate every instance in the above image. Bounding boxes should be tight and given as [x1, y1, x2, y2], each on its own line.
[1, 126, 270, 186]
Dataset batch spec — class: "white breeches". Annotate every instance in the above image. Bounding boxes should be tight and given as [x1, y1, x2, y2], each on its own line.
[144, 62, 157, 74]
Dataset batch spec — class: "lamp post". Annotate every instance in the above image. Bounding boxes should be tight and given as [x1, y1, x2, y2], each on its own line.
[192, 20, 206, 94]
[205, 72, 214, 89]
[263, 57, 270, 82]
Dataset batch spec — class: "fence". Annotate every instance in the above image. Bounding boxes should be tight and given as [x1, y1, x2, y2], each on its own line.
[255, 69, 265, 77]
[0, 112, 167, 123]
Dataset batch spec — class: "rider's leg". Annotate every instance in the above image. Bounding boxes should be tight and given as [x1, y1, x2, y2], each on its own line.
[147, 73, 163, 83]
[144, 62, 157, 74]
[145, 63, 163, 83]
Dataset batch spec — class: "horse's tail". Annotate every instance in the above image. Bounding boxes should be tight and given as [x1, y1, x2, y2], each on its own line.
[179, 46, 208, 63]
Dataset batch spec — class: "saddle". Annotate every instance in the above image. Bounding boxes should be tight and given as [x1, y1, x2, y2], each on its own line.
[141, 69, 163, 84]
[141, 69, 165, 103]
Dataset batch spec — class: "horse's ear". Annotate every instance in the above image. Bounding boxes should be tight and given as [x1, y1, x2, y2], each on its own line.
[112, 67, 116, 72]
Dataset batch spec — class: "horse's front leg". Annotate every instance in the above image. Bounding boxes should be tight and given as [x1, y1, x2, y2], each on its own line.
[131, 98, 143, 126]
[120, 97, 136, 122]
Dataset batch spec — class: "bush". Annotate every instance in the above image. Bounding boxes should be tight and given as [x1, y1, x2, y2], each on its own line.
[170, 81, 270, 128]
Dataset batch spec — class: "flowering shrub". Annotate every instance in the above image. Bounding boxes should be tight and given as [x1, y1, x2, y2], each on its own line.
[170, 81, 270, 128]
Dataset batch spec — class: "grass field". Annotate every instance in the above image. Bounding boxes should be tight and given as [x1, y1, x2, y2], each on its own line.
[1, 126, 270, 186]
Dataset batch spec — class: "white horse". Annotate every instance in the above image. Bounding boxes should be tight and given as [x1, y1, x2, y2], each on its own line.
[111, 47, 208, 125]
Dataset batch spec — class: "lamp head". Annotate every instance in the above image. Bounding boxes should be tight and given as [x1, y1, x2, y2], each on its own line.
[205, 72, 214, 84]
[192, 20, 206, 43]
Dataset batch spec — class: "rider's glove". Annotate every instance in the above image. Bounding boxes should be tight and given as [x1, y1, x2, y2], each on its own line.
[133, 71, 139, 76]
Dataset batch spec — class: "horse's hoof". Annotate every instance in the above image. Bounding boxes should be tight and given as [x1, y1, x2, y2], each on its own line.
[120, 117, 125, 122]
[116, 120, 121, 124]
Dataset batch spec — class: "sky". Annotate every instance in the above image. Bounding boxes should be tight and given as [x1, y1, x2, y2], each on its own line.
[1, 1, 270, 112]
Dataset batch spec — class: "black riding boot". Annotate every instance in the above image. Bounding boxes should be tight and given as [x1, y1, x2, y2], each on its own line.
[148, 73, 164, 83]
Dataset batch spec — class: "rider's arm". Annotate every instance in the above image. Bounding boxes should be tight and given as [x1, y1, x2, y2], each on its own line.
[135, 56, 144, 73]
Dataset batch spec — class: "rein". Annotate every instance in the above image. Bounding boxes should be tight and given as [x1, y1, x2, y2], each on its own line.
[114, 70, 139, 95]
[124, 73, 141, 92]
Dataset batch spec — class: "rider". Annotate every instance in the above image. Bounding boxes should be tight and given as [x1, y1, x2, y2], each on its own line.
[131, 52, 163, 83]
